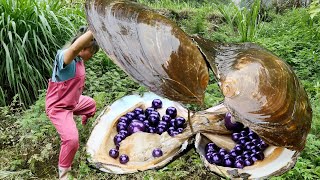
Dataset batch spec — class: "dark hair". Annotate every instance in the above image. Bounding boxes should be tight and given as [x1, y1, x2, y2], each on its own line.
[70, 26, 100, 54]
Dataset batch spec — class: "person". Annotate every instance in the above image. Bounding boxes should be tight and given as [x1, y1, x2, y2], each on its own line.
[45, 26, 99, 179]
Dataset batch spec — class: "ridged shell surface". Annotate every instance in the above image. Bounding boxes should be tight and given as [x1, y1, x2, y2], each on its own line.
[85, 0, 209, 104]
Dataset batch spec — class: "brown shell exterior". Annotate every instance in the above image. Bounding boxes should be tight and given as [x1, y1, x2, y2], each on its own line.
[85, 0, 209, 105]
[192, 36, 312, 151]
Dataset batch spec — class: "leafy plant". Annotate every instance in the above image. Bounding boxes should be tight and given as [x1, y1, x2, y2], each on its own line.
[309, 1, 320, 19]
[216, 0, 261, 42]
[0, 0, 83, 107]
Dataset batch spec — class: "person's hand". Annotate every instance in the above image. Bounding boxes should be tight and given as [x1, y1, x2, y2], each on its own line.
[81, 29, 95, 46]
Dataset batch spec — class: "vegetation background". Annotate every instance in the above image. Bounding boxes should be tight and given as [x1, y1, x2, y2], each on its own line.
[0, 0, 319, 179]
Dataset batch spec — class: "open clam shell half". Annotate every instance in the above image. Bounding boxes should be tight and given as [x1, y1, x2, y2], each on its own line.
[192, 36, 312, 151]
[85, 0, 209, 105]
[86, 92, 193, 173]
[195, 133, 299, 179]
[193, 106, 300, 179]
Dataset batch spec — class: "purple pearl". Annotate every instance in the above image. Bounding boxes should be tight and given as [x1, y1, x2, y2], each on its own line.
[244, 142, 254, 150]
[234, 160, 245, 169]
[119, 154, 129, 164]
[158, 124, 167, 130]
[114, 134, 124, 145]
[205, 143, 219, 152]
[119, 116, 130, 124]
[152, 99, 163, 109]
[240, 130, 248, 137]
[127, 120, 146, 134]
[170, 131, 179, 137]
[206, 147, 216, 153]
[229, 150, 238, 157]
[232, 132, 241, 141]
[162, 115, 172, 122]
[157, 127, 166, 134]
[223, 157, 234, 167]
[166, 106, 177, 118]
[109, 148, 119, 158]
[248, 131, 258, 140]
[167, 127, 175, 135]
[211, 153, 222, 165]
[256, 152, 265, 160]
[252, 139, 260, 145]
[243, 151, 252, 158]
[145, 107, 155, 117]
[152, 148, 163, 157]
[143, 120, 150, 128]
[148, 127, 157, 133]
[259, 141, 269, 150]
[205, 152, 214, 164]
[238, 137, 248, 144]
[175, 117, 185, 128]
[150, 111, 160, 117]
[219, 148, 227, 156]
[137, 114, 146, 121]
[177, 127, 184, 134]
[159, 121, 168, 128]
[169, 119, 176, 128]
[251, 154, 259, 162]
[126, 112, 136, 120]
[244, 158, 254, 166]
[236, 155, 245, 162]
[117, 122, 127, 132]
[148, 114, 160, 126]
[250, 146, 261, 153]
[133, 107, 144, 116]
[118, 130, 129, 137]
[234, 144, 243, 152]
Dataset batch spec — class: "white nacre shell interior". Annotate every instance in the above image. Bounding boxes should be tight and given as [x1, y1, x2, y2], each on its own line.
[86, 92, 192, 174]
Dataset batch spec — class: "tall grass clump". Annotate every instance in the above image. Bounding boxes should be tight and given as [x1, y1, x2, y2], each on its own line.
[0, 0, 85, 108]
[216, 0, 261, 42]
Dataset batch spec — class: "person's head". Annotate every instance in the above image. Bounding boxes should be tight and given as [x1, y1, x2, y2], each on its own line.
[70, 26, 100, 61]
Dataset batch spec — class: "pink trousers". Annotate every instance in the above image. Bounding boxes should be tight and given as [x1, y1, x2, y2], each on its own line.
[47, 95, 96, 168]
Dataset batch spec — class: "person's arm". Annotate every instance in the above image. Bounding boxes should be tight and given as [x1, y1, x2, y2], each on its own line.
[63, 30, 94, 65]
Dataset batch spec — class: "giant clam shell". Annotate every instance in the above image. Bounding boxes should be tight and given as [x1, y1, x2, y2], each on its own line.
[192, 36, 312, 151]
[85, 0, 209, 104]
[85, 0, 313, 177]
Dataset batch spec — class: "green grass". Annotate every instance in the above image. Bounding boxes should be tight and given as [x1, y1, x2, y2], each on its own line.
[0, 1, 319, 179]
